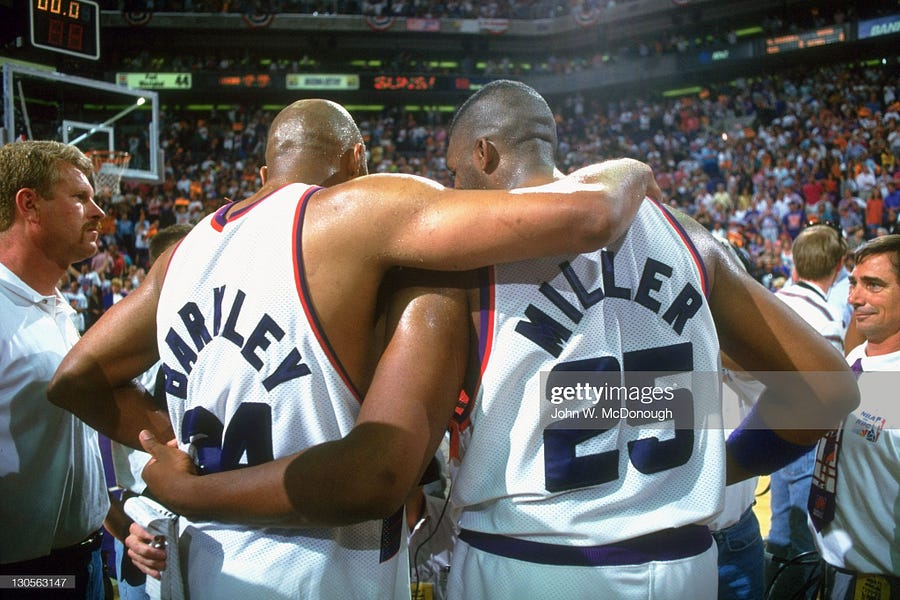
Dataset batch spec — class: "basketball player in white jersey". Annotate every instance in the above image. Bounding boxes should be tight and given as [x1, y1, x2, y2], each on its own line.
[809, 234, 900, 599]
[49, 99, 660, 598]
[440, 80, 858, 599]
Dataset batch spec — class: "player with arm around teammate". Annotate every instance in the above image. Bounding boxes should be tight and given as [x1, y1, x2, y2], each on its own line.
[48, 99, 659, 599]
[440, 80, 858, 600]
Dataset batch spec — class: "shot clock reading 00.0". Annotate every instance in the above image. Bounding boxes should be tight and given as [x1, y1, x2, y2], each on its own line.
[29, 0, 101, 60]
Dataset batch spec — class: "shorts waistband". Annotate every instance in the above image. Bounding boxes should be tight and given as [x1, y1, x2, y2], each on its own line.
[458, 525, 712, 567]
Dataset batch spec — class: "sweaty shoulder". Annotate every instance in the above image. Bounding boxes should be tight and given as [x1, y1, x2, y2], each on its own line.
[316, 172, 444, 210]
[306, 173, 448, 262]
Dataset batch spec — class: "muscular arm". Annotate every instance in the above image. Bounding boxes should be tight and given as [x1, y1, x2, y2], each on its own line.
[139, 270, 469, 526]
[671, 211, 859, 483]
[47, 247, 174, 448]
[331, 158, 656, 272]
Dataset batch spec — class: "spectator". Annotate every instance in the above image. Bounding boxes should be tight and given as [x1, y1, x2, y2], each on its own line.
[883, 179, 900, 215]
[866, 186, 886, 238]
[854, 162, 877, 200]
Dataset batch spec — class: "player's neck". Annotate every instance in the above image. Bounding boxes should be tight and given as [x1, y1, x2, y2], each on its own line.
[230, 182, 285, 212]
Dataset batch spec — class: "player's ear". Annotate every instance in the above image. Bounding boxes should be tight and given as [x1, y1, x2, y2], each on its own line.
[342, 142, 367, 179]
[474, 138, 499, 175]
[352, 142, 368, 177]
[259, 165, 268, 185]
[16, 187, 41, 223]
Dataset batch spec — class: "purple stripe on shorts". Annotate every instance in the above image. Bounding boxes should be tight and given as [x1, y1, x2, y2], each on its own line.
[459, 525, 711, 567]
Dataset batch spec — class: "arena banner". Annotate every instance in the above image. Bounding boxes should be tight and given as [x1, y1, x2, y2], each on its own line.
[858, 14, 900, 39]
[478, 18, 509, 35]
[242, 13, 275, 28]
[365, 15, 396, 31]
[122, 11, 152, 26]
[573, 6, 602, 28]
[286, 73, 360, 91]
[406, 18, 441, 32]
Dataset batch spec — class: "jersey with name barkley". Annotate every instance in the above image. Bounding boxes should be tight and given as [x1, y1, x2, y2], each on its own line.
[156, 183, 408, 600]
[452, 199, 723, 546]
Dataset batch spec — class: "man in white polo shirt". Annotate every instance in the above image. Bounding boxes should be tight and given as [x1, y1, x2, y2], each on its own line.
[809, 234, 900, 599]
[767, 222, 847, 598]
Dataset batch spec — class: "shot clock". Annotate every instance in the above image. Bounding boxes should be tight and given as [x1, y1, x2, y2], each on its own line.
[29, 0, 100, 60]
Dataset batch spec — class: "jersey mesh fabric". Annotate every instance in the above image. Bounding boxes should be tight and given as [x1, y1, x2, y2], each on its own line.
[452, 200, 724, 546]
[157, 183, 408, 599]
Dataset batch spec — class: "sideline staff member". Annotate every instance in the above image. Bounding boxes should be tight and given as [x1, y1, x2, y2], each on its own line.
[0, 141, 109, 598]
[809, 234, 900, 599]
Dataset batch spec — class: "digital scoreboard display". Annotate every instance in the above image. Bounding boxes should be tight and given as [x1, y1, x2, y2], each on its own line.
[367, 75, 489, 92]
[29, 0, 100, 60]
[765, 26, 845, 54]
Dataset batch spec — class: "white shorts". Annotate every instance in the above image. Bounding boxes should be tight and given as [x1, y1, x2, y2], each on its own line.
[448, 527, 718, 600]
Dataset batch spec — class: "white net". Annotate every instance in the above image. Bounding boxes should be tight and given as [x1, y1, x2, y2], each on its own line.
[86, 150, 131, 200]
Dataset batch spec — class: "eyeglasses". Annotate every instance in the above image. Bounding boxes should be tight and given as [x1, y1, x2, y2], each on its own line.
[805, 219, 844, 240]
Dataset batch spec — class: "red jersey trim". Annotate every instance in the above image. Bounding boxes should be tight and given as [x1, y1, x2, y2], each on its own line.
[651, 200, 710, 298]
[291, 186, 363, 405]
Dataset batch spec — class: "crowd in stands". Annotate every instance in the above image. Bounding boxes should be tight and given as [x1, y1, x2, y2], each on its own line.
[105, 4, 863, 80]
[106, 0, 622, 19]
[101, 0, 860, 26]
[60, 58, 900, 329]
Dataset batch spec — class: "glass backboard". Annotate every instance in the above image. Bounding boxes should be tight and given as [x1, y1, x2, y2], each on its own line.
[2, 62, 162, 183]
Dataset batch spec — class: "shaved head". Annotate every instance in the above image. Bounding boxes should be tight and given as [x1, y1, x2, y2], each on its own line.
[447, 80, 558, 189]
[449, 80, 557, 156]
[265, 99, 367, 186]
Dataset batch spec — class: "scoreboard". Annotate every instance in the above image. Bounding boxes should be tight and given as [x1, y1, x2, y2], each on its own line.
[29, 0, 100, 60]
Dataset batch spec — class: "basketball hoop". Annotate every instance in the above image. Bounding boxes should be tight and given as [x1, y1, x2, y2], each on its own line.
[86, 149, 131, 200]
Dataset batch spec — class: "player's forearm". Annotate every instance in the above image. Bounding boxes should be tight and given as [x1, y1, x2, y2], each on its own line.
[155, 429, 413, 527]
[712, 257, 859, 427]
[528, 158, 654, 251]
[110, 387, 174, 449]
[48, 375, 172, 449]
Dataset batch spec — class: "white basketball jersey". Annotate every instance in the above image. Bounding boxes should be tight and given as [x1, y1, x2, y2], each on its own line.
[451, 200, 723, 546]
[157, 183, 408, 599]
